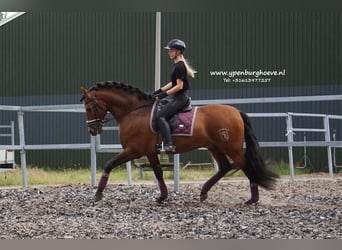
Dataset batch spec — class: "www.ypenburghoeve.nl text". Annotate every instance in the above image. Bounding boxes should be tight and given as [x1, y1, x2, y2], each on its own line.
[209, 69, 286, 78]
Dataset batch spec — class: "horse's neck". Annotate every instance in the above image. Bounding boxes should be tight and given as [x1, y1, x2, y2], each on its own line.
[106, 95, 151, 121]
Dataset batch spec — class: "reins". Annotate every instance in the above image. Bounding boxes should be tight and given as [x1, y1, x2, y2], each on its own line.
[122, 103, 152, 117]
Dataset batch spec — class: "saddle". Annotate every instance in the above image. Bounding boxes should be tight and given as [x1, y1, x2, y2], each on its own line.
[150, 98, 197, 136]
[164, 98, 192, 131]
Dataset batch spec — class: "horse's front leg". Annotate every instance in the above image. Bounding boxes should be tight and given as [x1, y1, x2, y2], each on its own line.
[147, 154, 168, 203]
[95, 149, 135, 202]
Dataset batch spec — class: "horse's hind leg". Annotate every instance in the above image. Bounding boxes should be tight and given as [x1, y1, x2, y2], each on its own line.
[231, 151, 259, 204]
[200, 146, 233, 202]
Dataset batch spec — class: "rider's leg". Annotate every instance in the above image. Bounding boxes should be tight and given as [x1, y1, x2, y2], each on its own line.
[157, 117, 176, 152]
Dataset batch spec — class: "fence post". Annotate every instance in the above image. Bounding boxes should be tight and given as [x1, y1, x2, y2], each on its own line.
[154, 12, 161, 91]
[324, 116, 333, 177]
[173, 154, 180, 192]
[126, 161, 132, 185]
[11, 121, 15, 168]
[17, 110, 27, 189]
[90, 135, 97, 186]
[286, 113, 295, 181]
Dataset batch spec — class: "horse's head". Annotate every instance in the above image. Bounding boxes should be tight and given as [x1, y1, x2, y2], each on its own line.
[81, 87, 107, 136]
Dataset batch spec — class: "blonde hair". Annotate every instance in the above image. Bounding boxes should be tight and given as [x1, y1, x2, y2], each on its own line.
[180, 55, 197, 78]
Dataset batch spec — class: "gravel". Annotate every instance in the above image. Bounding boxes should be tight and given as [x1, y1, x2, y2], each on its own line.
[0, 176, 341, 239]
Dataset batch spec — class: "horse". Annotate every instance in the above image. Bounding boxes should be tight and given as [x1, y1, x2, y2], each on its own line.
[80, 81, 279, 204]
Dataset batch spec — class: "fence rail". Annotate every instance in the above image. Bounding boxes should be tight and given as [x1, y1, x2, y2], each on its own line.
[1, 95, 342, 190]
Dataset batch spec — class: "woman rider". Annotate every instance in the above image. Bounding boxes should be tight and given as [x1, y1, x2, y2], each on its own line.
[152, 38, 196, 153]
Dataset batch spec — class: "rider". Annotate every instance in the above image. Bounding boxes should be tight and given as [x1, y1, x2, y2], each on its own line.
[152, 38, 196, 153]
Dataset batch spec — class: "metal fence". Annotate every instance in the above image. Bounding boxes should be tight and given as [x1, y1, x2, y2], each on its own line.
[1, 94, 342, 190]
[0, 121, 15, 170]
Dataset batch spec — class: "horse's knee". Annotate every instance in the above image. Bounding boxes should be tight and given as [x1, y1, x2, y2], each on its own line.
[104, 161, 115, 173]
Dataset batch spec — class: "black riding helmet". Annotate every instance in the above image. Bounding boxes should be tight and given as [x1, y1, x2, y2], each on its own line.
[164, 39, 186, 52]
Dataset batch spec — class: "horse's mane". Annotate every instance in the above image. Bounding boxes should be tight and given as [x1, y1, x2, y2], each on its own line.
[87, 81, 153, 101]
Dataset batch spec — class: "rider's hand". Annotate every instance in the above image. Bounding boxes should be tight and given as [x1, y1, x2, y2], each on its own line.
[153, 91, 167, 100]
[152, 88, 163, 96]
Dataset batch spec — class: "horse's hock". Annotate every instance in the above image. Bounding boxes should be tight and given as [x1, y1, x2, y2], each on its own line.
[134, 154, 175, 178]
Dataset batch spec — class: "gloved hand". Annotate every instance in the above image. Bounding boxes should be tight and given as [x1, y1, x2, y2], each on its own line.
[153, 91, 167, 100]
[152, 88, 163, 96]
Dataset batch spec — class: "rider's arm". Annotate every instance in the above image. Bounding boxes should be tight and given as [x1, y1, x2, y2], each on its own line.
[164, 79, 183, 95]
[160, 82, 173, 92]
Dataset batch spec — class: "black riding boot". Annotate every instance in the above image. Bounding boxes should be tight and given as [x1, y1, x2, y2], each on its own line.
[157, 117, 176, 153]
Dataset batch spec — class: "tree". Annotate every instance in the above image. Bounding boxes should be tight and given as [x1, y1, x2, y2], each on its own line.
[0, 12, 7, 21]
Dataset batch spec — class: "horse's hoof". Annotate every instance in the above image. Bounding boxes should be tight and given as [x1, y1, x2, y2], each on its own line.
[200, 193, 208, 202]
[156, 196, 167, 203]
[94, 191, 103, 202]
[245, 199, 258, 205]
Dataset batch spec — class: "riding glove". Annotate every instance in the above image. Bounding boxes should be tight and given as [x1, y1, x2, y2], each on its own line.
[152, 88, 163, 96]
[153, 91, 168, 100]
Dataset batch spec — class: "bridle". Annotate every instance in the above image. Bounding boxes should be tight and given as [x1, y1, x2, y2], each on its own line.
[84, 93, 108, 132]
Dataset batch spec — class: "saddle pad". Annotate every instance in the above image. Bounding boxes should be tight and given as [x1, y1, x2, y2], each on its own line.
[150, 102, 198, 136]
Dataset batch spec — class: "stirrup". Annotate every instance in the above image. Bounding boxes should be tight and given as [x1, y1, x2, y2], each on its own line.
[163, 144, 176, 153]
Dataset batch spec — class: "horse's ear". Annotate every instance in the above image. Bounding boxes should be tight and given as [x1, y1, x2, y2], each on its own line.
[81, 87, 90, 99]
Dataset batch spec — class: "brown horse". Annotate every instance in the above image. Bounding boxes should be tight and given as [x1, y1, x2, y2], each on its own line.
[81, 81, 279, 204]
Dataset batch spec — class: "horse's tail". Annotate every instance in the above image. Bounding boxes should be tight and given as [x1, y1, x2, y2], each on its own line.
[240, 111, 279, 189]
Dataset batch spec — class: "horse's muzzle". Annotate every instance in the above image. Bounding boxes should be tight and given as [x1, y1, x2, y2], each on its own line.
[87, 119, 104, 136]
[88, 126, 103, 136]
